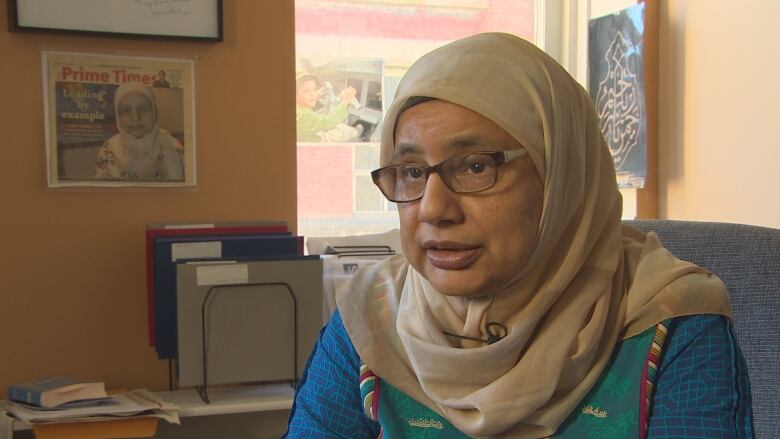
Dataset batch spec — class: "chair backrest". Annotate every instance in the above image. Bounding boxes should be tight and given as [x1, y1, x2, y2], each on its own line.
[625, 219, 780, 439]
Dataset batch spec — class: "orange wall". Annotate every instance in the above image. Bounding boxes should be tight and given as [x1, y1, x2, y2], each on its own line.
[0, 1, 296, 395]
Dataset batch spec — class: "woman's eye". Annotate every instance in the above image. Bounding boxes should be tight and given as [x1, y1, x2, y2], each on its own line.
[402, 167, 425, 180]
[118, 105, 151, 115]
[461, 156, 494, 174]
[468, 162, 486, 174]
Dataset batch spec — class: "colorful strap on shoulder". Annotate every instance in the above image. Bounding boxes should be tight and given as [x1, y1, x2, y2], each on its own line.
[360, 363, 381, 422]
[639, 320, 669, 439]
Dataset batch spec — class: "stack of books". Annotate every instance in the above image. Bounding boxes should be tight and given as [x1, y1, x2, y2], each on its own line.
[1, 377, 179, 434]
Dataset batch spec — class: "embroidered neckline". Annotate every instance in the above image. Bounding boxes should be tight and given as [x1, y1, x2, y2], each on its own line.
[582, 405, 608, 418]
[407, 418, 444, 429]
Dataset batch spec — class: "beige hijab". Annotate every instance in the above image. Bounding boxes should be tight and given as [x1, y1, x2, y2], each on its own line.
[336, 33, 731, 438]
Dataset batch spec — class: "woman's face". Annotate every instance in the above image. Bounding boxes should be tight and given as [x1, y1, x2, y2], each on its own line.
[395, 100, 543, 297]
[117, 92, 155, 138]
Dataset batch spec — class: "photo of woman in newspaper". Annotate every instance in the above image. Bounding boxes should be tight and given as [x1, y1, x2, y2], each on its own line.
[94, 82, 184, 181]
[44, 51, 195, 187]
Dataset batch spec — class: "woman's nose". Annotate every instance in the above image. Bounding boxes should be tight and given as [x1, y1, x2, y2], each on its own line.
[417, 173, 464, 226]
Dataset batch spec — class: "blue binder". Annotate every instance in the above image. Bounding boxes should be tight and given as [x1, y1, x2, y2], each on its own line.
[153, 233, 301, 359]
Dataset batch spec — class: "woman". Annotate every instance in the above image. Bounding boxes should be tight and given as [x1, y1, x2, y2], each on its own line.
[286, 33, 753, 438]
[95, 82, 184, 181]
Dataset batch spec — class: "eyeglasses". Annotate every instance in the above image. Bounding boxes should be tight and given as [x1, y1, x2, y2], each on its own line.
[371, 149, 528, 203]
[117, 103, 153, 117]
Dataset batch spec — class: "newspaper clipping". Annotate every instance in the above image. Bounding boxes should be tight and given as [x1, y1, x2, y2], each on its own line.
[43, 51, 196, 187]
[296, 58, 384, 143]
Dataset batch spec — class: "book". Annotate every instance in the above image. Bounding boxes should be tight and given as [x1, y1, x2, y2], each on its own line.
[8, 377, 107, 408]
[145, 220, 288, 347]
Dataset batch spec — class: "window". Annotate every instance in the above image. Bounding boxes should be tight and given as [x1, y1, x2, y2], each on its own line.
[296, 0, 539, 239]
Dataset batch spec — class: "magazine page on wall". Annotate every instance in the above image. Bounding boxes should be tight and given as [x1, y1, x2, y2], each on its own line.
[42, 51, 197, 188]
[295, 57, 384, 144]
[295, 57, 396, 238]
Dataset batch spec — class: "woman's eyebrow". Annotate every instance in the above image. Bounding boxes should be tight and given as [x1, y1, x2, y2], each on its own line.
[394, 142, 424, 159]
[393, 134, 502, 160]
[448, 134, 496, 149]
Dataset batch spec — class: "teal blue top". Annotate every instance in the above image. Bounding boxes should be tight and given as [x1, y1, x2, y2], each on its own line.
[285, 311, 753, 438]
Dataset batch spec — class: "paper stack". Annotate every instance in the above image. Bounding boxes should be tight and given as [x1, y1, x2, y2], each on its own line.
[1, 389, 179, 436]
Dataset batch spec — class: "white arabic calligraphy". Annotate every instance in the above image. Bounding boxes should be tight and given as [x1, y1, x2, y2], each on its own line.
[595, 30, 643, 170]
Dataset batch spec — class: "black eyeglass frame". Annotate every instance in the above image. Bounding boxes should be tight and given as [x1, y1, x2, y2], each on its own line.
[371, 149, 528, 203]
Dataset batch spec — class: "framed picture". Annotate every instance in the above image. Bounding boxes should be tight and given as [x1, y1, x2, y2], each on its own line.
[42, 51, 197, 188]
[9, 0, 222, 41]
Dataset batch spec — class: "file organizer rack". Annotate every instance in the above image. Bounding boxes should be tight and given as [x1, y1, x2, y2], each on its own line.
[326, 245, 395, 258]
[195, 282, 299, 404]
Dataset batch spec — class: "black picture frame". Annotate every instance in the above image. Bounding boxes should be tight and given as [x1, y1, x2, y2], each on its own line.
[8, 0, 223, 42]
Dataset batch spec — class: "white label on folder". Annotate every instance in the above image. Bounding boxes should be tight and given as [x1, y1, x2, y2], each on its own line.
[171, 242, 222, 261]
[165, 223, 215, 230]
[196, 264, 249, 286]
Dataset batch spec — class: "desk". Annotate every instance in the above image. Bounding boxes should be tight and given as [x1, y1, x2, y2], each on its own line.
[8, 384, 295, 439]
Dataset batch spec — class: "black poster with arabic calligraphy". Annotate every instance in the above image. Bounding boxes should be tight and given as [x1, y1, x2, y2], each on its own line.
[588, 3, 647, 189]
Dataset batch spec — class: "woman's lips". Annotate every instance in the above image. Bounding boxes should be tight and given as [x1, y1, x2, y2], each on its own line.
[425, 246, 481, 270]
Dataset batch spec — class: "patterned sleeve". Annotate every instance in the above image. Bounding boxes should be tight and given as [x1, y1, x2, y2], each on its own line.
[94, 143, 112, 179]
[648, 314, 754, 438]
[284, 310, 381, 438]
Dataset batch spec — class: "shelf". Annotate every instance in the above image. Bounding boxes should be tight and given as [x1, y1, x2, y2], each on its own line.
[155, 383, 295, 417]
[7, 383, 295, 432]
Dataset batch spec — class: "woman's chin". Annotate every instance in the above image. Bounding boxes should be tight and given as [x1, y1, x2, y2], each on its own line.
[425, 271, 490, 297]
[125, 127, 153, 138]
